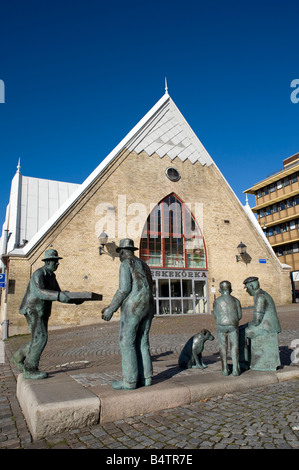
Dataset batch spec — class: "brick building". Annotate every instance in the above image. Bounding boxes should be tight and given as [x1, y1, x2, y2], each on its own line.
[0, 91, 292, 335]
[244, 153, 299, 300]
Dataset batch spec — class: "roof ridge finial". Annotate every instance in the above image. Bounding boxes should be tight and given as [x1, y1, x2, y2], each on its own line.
[165, 77, 169, 95]
[17, 158, 21, 173]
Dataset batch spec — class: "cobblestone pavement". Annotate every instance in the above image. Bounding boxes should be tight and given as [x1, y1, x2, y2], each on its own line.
[0, 306, 299, 450]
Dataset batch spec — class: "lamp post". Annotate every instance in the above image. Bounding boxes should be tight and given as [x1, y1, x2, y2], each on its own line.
[98, 232, 108, 255]
[236, 241, 251, 264]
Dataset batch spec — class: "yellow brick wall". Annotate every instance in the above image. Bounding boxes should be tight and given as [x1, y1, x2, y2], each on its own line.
[4, 149, 292, 334]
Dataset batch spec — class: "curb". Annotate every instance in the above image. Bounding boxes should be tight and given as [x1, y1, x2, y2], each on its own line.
[16, 365, 299, 440]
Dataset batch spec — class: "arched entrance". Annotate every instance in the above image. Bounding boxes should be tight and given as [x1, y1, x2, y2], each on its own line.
[140, 194, 209, 315]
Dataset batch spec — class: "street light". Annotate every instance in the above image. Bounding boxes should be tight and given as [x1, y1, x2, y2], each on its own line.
[236, 241, 251, 264]
[98, 232, 108, 255]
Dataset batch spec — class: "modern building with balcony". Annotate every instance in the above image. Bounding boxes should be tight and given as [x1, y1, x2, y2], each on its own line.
[244, 152, 299, 299]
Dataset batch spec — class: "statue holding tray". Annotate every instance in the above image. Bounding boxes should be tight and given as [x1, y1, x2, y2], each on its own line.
[11, 249, 102, 379]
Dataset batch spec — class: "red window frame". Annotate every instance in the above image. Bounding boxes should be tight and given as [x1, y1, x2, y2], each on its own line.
[140, 193, 207, 269]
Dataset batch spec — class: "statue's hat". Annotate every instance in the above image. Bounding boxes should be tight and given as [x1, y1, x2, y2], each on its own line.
[42, 249, 63, 261]
[116, 239, 138, 252]
[243, 276, 258, 285]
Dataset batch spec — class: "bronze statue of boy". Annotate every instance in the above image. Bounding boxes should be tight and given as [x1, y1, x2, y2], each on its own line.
[213, 280, 242, 376]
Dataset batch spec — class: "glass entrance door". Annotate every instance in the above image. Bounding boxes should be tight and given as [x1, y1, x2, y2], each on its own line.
[194, 280, 208, 313]
[154, 276, 208, 315]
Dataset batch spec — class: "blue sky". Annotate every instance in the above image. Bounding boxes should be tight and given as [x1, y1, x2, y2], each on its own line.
[0, 0, 299, 227]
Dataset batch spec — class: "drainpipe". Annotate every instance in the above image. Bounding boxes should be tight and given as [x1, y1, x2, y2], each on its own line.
[1, 229, 10, 339]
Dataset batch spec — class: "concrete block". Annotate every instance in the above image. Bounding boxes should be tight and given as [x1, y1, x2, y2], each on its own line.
[276, 366, 299, 382]
[90, 381, 190, 423]
[16, 373, 100, 439]
[173, 369, 279, 403]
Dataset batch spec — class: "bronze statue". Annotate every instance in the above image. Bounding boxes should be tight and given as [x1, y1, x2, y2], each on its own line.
[102, 239, 154, 390]
[213, 280, 242, 376]
[241, 276, 281, 371]
[243, 277, 281, 337]
[11, 249, 73, 379]
[178, 329, 214, 370]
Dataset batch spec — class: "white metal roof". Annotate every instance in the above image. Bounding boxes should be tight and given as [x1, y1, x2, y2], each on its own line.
[127, 95, 214, 165]
[1, 169, 80, 255]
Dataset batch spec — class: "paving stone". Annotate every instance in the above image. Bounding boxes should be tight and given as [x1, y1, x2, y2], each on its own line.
[1, 307, 299, 449]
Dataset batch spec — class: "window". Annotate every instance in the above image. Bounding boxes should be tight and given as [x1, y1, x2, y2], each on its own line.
[284, 177, 290, 187]
[140, 194, 207, 269]
[287, 199, 294, 208]
[266, 207, 271, 216]
[291, 173, 298, 184]
[281, 223, 288, 232]
[270, 183, 276, 193]
[275, 247, 283, 257]
[279, 201, 285, 211]
[273, 205, 278, 213]
[275, 226, 281, 235]
[290, 220, 296, 230]
[257, 190, 262, 198]
[165, 167, 181, 182]
[263, 186, 269, 195]
[277, 180, 282, 189]
[259, 209, 265, 218]
[293, 243, 299, 253]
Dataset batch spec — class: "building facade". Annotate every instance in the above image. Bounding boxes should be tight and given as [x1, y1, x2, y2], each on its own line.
[244, 153, 299, 298]
[0, 92, 292, 335]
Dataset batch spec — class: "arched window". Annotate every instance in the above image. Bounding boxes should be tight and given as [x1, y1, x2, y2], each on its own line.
[140, 194, 207, 269]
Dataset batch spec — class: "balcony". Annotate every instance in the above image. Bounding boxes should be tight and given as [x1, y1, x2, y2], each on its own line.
[268, 227, 299, 247]
[259, 205, 299, 227]
[253, 180, 299, 210]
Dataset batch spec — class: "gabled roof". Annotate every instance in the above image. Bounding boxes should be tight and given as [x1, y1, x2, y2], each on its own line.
[1, 167, 80, 256]
[6, 92, 215, 257]
[1, 91, 289, 271]
[127, 94, 213, 165]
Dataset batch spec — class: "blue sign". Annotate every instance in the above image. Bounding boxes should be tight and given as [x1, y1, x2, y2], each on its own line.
[0, 273, 6, 288]
[259, 259, 267, 264]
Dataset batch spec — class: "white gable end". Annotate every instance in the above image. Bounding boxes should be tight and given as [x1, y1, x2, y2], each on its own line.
[127, 97, 213, 166]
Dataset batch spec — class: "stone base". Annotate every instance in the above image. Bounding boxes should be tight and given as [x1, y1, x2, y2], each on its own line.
[17, 373, 100, 440]
[15, 364, 299, 440]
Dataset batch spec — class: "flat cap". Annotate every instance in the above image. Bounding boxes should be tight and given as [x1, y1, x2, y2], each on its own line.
[243, 276, 258, 285]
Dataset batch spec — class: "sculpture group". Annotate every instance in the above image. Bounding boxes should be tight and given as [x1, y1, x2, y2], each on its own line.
[213, 277, 281, 375]
[12, 240, 282, 387]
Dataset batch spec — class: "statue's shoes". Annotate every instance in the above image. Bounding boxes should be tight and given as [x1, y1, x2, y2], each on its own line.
[23, 370, 48, 380]
[112, 380, 136, 390]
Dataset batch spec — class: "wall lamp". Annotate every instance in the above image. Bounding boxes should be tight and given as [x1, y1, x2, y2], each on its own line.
[236, 241, 252, 264]
[98, 232, 109, 255]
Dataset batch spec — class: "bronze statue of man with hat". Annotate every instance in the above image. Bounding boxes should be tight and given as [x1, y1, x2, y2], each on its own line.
[12, 249, 71, 379]
[102, 238, 155, 390]
[243, 276, 281, 337]
[241, 276, 281, 371]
